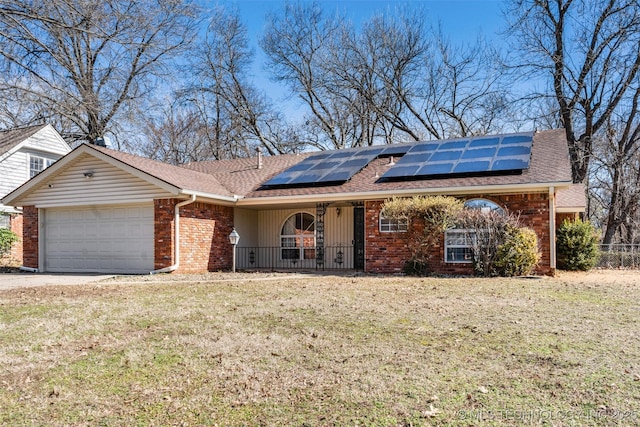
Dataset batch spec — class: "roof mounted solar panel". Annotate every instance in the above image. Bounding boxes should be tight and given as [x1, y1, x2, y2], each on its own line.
[262, 143, 411, 187]
[380, 132, 534, 180]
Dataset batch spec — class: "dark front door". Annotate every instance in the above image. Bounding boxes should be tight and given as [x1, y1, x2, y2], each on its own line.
[353, 205, 365, 270]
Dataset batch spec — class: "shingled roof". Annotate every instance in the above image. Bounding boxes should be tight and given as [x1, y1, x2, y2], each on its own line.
[87, 144, 236, 198]
[4, 129, 576, 209]
[181, 129, 573, 204]
[0, 124, 49, 156]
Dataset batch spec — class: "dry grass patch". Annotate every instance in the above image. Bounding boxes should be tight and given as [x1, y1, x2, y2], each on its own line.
[0, 271, 639, 426]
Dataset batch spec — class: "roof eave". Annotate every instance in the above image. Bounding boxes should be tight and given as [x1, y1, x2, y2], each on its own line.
[235, 181, 574, 207]
[2, 144, 183, 206]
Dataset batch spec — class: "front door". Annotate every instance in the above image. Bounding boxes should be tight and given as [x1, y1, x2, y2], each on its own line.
[353, 205, 365, 270]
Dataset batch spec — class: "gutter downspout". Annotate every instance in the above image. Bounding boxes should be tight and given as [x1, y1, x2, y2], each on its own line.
[549, 187, 556, 274]
[150, 194, 197, 274]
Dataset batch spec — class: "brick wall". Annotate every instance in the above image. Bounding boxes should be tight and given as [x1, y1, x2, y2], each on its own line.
[22, 206, 38, 269]
[556, 212, 579, 230]
[364, 192, 553, 275]
[154, 199, 234, 273]
[9, 213, 23, 264]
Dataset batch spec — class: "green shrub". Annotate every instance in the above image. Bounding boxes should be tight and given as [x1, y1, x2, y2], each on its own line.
[494, 226, 540, 276]
[0, 228, 20, 256]
[556, 219, 600, 271]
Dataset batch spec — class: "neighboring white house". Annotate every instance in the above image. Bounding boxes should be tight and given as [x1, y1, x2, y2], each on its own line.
[0, 125, 71, 270]
[0, 124, 71, 219]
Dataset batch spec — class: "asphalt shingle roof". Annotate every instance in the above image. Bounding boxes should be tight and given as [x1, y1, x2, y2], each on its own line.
[85, 129, 574, 203]
[0, 124, 49, 156]
[87, 144, 236, 198]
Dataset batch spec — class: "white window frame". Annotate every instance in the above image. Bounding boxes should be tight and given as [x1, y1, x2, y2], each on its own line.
[444, 229, 475, 263]
[0, 214, 9, 229]
[443, 199, 506, 263]
[379, 214, 408, 233]
[28, 154, 54, 178]
[280, 212, 316, 261]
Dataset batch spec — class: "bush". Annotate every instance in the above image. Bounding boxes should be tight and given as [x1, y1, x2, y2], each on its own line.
[0, 228, 20, 256]
[494, 225, 540, 276]
[556, 219, 600, 271]
[382, 196, 464, 275]
[457, 208, 522, 276]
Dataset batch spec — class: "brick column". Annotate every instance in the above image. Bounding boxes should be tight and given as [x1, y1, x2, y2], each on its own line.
[22, 206, 38, 269]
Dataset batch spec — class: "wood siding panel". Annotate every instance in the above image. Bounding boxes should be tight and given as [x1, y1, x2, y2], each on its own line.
[1, 128, 70, 210]
[0, 150, 29, 201]
[18, 154, 175, 207]
[234, 208, 259, 247]
[22, 126, 71, 155]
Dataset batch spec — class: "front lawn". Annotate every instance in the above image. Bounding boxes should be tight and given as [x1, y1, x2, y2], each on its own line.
[1, 271, 638, 426]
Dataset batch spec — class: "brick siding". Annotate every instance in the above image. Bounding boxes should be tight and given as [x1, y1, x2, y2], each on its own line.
[364, 193, 554, 275]
[154, 199, 234, 273]
[9, 213, 23, 264]
[22, 206, 38, 269]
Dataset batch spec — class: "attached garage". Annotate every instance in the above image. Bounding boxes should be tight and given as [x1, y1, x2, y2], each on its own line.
[2, 143, 237, 274]
[42, 204, 154, 273]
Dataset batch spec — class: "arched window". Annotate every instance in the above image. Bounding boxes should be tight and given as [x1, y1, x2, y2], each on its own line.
[281, 212, 316, 260]
[464, 198, 505, 215]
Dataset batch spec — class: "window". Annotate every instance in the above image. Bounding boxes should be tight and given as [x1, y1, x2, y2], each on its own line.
[444, 230, 475, 263]
[379, 214, 408, 232]
[444, 199, 504, 263]
[29, 155, 54, 178]
[280, 212, 316, 260]
[464, 198, 504, 215]
[0, 214, 9, 229]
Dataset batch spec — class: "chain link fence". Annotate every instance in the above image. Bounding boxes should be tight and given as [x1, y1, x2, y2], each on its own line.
[597, 244, 640, 269]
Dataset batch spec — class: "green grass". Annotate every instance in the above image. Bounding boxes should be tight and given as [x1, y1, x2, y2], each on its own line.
[0, 272, 639, 426]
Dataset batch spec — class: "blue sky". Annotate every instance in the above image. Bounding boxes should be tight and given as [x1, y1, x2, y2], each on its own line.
[208, 0, 506, 114]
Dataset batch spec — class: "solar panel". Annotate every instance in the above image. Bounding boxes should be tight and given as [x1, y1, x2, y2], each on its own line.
[262, 143, 411, 187]
[380, 132, 534, 180]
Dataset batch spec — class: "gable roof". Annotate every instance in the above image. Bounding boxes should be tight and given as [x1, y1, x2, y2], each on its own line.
[195, 129, 574, 206]
[0, 124, 51, 157]
[3, 129, 578, 209]
[87, 145, 236, 198]
[2, 143, 238, 206]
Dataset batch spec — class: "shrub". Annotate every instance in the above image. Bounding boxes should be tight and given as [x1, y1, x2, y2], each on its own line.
[0, 228, 20, 256]
[494, 225, 540, 276]
[457, 208, 522, 276]
[382, 196, 464, 275]
[556, 219, 600, 271]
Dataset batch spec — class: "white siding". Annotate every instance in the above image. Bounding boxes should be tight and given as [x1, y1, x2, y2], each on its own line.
[235, 206, 354, 269]
[0, 150, 30, 202]
[0, 125, 71, 211]
[234, 208, 259, 247]
[18, 153, 175, 207]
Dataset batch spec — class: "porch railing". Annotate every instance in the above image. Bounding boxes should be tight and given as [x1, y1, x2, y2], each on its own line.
[236, 245, 355, 270]
[597, 244, 640, 269]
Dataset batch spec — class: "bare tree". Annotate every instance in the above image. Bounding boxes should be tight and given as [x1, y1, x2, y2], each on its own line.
[138, 101, 216, 165]
[182, 6, 301, 158]
[0, 0, 200, 145]
[590, 94, 640, 244]
[261, 1, 355, 150]
[506, 0, 640, 184]
[262, 2, 513, 149]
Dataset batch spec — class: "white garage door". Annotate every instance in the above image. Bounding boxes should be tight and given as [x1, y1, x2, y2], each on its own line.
[44, 205, 154, 273]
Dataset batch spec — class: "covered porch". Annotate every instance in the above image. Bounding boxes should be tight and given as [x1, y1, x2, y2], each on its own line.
[232, 202, 365, 271]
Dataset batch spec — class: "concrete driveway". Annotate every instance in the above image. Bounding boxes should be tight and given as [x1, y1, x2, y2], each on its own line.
[0, 273, 115, 291]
